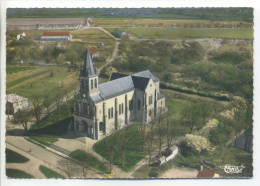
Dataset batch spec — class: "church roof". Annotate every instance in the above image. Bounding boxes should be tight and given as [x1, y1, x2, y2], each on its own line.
[81, 50, 98, 78]
[157, 92, 165, 100]
[131, 76, 150, 91]
[132, 70, 159, 83]
[90, 70, 160, 103]
[110, 72, 128, 81]
[91, 76, 135, 103]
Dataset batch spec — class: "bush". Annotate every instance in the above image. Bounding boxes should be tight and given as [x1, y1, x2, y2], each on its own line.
[149, 168, 159, 178]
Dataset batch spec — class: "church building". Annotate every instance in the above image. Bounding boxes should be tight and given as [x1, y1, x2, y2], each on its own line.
[74, 50, 166, 140]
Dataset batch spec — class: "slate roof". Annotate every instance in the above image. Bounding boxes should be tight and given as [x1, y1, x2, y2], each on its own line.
[81, 50, 98, 78]
[131, 76, 150, 91]
[90, 76, 135, 103]
[157, 93, 165, 100]
[90, 70, 161, 103]
[110, 72, 128, 81]
[132, 70, 159, 83]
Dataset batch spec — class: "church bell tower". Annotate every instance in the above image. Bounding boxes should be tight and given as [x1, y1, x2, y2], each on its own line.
[80, 50, 99, 95]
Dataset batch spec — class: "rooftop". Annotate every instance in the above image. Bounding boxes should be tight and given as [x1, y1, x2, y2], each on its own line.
[42, 32, 70, 36]
[196, 170, 215, 178]
[90, 70, 159, 103]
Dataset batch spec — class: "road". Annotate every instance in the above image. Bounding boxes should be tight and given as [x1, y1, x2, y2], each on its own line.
[6, 136, 104, 178]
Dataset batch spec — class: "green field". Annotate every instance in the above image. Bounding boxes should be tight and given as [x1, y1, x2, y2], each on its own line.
[6, 148, 29, 163]
[124, 28, 253, 40]
[39, 165, 65, 178]
[6, 169, 34, 178]
[6, 66, 78, 104]
[6, 66, 36, 74]
[69, 150, 110, 174]
[95, 18, 252, 29]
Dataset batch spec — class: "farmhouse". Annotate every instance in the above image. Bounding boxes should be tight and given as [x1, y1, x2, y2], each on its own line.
[74, 50, 166, 139]
[40, 32, 72, 41]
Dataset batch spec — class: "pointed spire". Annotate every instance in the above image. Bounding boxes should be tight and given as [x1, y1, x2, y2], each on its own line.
[81, 50, 98, 77]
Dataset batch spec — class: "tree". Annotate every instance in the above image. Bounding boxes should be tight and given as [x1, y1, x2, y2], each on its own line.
[114, 128, 129, 168]
[181, 103, 202, 134]
[165, 116, 179, 149]
[200, 102, 210, 125]
[156, 111, 165, 157]
[230, 99, 246, 146]
[31, 97, 44, 129]
[14, 107, 31, 134]
[57, 159, 75, 178]
[146, 121, 156, 164]
[106, 137, 114, 173]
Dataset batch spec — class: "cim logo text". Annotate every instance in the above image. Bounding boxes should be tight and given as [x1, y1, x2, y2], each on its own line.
[221, 164, 245, 174]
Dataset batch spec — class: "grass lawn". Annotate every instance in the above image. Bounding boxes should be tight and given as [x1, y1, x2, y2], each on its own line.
[27, 136, 58, 147]
[7, 70, 49, 89]
[69, 150, 110, 174]
[6, 66, 78, 104]
[6, 169, 34, 178]
[124, 28, 253, 40]
[39, 165, 65, 178]
[93, 123, 146, 172]
[6, 148, 29, 163]
[6, 66, 36, 74]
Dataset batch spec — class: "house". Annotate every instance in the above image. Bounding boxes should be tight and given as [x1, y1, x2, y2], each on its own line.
[17, 32, 27, 40]
[196, 169, 220, 178]
[74, 50, 166, 140]
[89, 46, 99, 58]
[6, 94, 30, 115]
[40, 32, 72, 41]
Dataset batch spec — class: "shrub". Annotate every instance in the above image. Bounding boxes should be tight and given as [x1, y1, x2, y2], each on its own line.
[149, 168, 159, 178]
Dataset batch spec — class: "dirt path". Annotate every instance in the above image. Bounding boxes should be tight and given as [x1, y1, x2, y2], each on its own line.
[160, 167, 198, 178]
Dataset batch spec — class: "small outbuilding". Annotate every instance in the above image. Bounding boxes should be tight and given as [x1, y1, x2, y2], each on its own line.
[40, 32, 72, 41]
[6, 94, 30, 115]
[17, 32, 27, 40]
[196, 169, 220, 178]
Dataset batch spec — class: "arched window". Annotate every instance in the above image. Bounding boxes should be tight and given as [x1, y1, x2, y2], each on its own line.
[91, 80, 93, 89]
[95, 79, 97, 88]
[108, 108, 111, 119]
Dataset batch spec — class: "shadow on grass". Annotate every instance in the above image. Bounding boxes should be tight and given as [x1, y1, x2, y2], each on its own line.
[29, 117, 72, 136]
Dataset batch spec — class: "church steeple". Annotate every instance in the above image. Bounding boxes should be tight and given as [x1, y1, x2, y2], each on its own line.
[81, 50, 98, 78]
[80, 50, 99, 95]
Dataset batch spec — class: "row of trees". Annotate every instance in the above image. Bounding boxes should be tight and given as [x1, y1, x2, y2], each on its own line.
[102, 101, 213, 171]
[12, 88, 74, 134]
